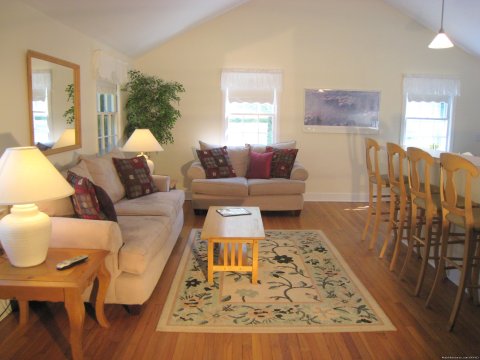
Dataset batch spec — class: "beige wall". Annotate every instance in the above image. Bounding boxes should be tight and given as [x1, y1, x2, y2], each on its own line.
[0, 2, 129, 169]
[135, 0, 480, 200]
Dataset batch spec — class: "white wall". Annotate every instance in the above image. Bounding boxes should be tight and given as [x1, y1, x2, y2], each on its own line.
[134, 0, 480, 200]
[0, 1, 130, 169]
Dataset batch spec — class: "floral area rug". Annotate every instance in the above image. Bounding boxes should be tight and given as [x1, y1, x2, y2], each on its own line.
[157, 229, 396, 333]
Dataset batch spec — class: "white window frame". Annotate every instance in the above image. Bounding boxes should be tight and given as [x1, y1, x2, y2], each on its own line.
[401, 75, 460, 152]
[221, 69, 282, 145]
[97, 81, 120, 155]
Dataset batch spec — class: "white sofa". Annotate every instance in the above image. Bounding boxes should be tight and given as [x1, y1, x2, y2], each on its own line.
[187, 141, 308, 215]
[38, 150, 184, 308]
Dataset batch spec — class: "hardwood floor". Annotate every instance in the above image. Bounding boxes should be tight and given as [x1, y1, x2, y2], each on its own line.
[0, 201, 479, 359]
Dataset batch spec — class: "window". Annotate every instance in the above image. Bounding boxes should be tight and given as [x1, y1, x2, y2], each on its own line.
[97, 81, 119, 154]
[221, 70, 282, 145]
[402, 76, 460, 152]
[31, 71, 52, 144]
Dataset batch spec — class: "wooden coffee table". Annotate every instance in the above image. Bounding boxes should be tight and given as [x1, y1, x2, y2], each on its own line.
[201, 206, 265, 284]
[0, 248, 110, 360]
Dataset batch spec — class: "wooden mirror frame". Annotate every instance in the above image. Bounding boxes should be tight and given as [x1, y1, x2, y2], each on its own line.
[27, 50, 81, 155]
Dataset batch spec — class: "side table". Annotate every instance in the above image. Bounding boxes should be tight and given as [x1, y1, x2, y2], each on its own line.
[0, 248, 110, 360]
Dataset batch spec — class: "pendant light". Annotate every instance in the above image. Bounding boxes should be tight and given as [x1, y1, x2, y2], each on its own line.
[429, 0, 454, 49]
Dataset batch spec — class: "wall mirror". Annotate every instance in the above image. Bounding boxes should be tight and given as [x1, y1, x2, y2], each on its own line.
[27, 50, 81, 155]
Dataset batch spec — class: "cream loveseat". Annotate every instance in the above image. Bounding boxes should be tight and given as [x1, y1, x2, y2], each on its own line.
[187, 141, 308, 215]
[39, 149, 184, 308]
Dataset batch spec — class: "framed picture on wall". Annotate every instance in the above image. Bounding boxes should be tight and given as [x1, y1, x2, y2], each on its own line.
[303, 89, 380, 134]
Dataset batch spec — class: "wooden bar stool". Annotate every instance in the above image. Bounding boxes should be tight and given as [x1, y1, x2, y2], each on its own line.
[400, 147, 442, 297]
[425, 152, 480, 331]
[362, 138, 390, 250]
[380, 143, 411, 271]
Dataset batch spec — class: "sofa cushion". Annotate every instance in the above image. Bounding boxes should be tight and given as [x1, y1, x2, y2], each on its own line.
[266, 147, 299, 179]
[199, 141, 250, 177]
[248, 178, 306, 196]
[246, 151, 273, 179]
[114, 189, 185, 218]
[66, 171, 107, 220]
[192, 177, 248, 197]
[117, 215, 171, 275]
[79, 149, 126, 203]
[113, 157, 158, 199]
[248, 140, 296, 154]
[196, 147, 236, 179]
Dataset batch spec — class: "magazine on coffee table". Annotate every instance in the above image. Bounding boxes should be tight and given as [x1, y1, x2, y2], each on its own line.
[216, 207, 252, 217]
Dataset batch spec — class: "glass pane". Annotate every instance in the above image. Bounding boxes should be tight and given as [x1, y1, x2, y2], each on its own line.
[405, 101, 448, 119]
[404, 118, 447, 151]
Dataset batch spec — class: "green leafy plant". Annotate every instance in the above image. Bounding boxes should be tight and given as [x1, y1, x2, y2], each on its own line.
[63, 83, 75, 125]
[123, 69, 185, 144]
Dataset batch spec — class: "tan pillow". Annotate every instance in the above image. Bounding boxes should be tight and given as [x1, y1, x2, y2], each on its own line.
[79, 149, 126, 203]
[248, 140, 297, 153]
[198, 141, 250, 177]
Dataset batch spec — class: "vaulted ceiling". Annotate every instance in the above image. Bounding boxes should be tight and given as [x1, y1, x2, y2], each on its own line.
[17, 0, 480, 59]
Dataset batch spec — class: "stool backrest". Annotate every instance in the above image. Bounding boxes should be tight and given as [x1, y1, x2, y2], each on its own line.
[440, 153, 480, 227]
[407, 147, 435, 210]
[365, 138, 382, 184]
[387, 142, 407, 195]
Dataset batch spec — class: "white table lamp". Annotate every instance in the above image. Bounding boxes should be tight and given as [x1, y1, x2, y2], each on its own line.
[0, 147, 74, 267]
[121, 129, 164, 174]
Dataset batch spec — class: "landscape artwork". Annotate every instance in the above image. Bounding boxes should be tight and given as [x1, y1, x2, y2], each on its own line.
[304, 89, 380, 131]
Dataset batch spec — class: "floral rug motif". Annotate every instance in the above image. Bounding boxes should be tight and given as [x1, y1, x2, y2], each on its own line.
[157, 229, 395, 333]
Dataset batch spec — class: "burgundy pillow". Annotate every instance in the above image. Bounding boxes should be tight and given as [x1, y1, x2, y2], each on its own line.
[112, 157, 158, 199]
[266, 147, 299, 179]
[66, 171, 106, 220]
[196, 146, 236, 179]
[246, 151, 274, 179]
[92, 184, 117, 222]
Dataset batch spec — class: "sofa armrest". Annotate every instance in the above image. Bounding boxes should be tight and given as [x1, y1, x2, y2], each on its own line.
[50, 217, 123, 253]
[290, 161, 309, 181]
[152, 175, 170, 192]
[187, 161, 206, 180]
[50, 217, 124, 280]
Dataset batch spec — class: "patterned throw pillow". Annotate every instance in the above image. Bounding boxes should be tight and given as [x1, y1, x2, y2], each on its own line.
[196, 146, 236, 179]
[66, 171, 107, 220]
[266, 147, 299, 179]
[112, 156, 158, 199]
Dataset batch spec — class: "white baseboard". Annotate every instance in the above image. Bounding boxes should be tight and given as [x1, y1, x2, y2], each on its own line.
[304, 192, 368, 202]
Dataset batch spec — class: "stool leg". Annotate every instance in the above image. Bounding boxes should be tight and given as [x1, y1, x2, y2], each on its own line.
[415, 211, 433, 297]
[369, 183, 383, 250]
[380, 191, 396, 258]
[390, 195, 408, 271]
[425, 220, 450, 308]
[362, 181, 374, 241]
[471, 234, 480, 305]
[400, 202, 418, 279]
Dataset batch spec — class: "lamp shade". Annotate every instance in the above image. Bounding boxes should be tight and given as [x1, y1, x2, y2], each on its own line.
[52, 128, 76, 149]
[428, 31, 454, 49]
[0, 146, 74, 205]
[122, 129, 164, 152]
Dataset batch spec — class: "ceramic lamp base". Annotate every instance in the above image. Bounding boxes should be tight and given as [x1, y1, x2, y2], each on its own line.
[138, 153, 155, 174]
[0, 204, 51, 267]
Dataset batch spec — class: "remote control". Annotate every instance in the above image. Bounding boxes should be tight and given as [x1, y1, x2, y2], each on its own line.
[56, 255, 89, 270]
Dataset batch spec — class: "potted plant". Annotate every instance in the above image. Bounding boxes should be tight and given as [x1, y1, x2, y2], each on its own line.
[123, 70, 185, 144]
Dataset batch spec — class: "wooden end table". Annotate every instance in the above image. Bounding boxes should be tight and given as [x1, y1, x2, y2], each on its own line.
[0, 248, 110, 360]
[200, 206, 265, 284]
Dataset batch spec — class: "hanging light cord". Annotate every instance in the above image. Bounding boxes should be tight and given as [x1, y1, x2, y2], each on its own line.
[439, 0, 445, 32]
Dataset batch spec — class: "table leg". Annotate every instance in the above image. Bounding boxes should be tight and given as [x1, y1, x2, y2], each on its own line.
[252, 240, 259, 284]
[64, 289, 85, 360]
[208, 240, 214, 284]
[95, 262, 110, 328]
[18, 300, 29, 326]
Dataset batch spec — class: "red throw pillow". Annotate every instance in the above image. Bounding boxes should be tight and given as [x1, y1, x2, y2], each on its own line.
[246, 151, 274, 179]
[266, 147, 299, 179]
[66, 171, 107, 220]
[196, 146, 236, 179]
[112, 157, 158, 199]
